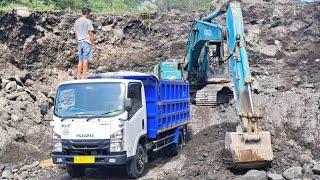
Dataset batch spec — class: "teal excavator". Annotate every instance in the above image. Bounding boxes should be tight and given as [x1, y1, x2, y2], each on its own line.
[154, 1, 273, 168]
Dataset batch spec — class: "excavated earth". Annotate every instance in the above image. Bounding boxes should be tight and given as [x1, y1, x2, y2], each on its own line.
[0, 1, 319, 180]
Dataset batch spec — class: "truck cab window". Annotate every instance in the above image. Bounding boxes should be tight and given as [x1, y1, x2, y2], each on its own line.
[127, 82, 142, 118]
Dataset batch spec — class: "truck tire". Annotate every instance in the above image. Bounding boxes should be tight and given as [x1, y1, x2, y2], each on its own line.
[165, 133, 183, 157]
[127, 144, 147, 179]
[66, 164, 85, 178]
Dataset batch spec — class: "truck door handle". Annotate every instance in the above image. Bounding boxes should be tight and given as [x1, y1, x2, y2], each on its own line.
[142, 119, 145, 129]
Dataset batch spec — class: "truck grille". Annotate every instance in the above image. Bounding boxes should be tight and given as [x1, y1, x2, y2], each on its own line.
[62, 139, 110, 151]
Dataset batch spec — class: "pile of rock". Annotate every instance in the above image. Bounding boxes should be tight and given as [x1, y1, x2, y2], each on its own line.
[0, 67, 55, 164]
[0, 159, 62, 180]
[237, 161, 320, 180]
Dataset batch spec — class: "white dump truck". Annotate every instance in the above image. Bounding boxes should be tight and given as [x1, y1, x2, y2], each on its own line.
[45, 72, 190, 178]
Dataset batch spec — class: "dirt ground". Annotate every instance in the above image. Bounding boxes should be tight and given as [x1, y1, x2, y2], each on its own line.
[0, 1, 319, 179]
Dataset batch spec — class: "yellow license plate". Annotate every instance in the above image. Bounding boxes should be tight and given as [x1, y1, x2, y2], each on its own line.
[74, 156, 95, 164]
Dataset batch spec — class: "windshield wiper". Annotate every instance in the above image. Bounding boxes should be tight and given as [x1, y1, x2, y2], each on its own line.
[86, 109, 123, 121]
[61, 118, 72, 122]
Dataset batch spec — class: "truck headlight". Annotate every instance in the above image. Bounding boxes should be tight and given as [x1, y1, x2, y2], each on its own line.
[110, 129, 124, 152]
[53, 142, 62, 152]
[52, 132, 62, 152]
[110, 142, 123, 152]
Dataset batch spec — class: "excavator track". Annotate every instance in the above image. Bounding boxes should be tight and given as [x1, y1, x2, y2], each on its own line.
[194, 79, 233, 107]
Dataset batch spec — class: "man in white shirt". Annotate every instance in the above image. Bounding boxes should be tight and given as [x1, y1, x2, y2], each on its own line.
[74, 7, 96, 79]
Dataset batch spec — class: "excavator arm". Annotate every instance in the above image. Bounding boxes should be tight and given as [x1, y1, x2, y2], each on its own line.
[224, 2, 273, 168]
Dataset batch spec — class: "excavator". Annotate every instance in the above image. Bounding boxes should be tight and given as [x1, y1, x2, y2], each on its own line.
[154, 1, 273, 168]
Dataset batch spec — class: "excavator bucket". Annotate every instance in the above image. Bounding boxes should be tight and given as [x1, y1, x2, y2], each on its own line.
[225, 130, 273, 169]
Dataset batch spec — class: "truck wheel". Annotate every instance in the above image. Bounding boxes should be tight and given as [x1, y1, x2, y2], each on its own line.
[66, 164, 85, 178]
[127, 144, 147, 179]
[165, 133, 183, 157]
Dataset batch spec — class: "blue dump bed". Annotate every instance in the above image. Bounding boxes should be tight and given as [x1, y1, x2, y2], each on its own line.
[90, 72, 190, 139]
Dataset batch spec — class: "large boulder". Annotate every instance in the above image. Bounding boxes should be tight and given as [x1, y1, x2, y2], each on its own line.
[313, 161, 320, 175]
[267, 173, 284, 180]
[14, 7, 31, 19]
[5, 81, 17, 92]
[237, 170, 267, 180]
[282, 167, 302, 180]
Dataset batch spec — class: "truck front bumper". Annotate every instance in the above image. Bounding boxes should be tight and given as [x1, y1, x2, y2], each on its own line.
[52, 154, 128, 165]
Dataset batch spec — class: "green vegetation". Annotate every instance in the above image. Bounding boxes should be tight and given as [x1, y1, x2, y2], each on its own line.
[0, 0, 212, 13]
[156, 0, 212, 12]
[0, 0, 140, 12]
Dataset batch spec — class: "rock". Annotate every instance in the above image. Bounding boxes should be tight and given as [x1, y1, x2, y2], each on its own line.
[6, 127, 24, 141]
[140, 1, 157, 13]
[24, 79, 34, 86]
[15, 171, 28, 179]
[302, 164, 313, 179]
[170, 9, 181, 16]
[1, 169, 14, 179]
[5, 81, 17, 92]
[20, 161, 40, 171]
[267, 173, 283, 180]
[11, 114, 22, 122]
[298, 154, 315, 165]
[1, 79, 9, 88]
[282, 167, 302, 180]
[33, 116, 42, 124]
[14, 7, 31, 18]
[237, 170, 267, 180]
[252, 79, 262, 94]
[316, 59, 320, 62]
[313, 161, 320, 175]
[39, 159, 54, 169]
[0, 164, 4, 173]
[313, 175, 320, 180]
[0, 112, 10, 121]
[16, 92, 33, 102]
[13, 76, 24, 87]
[302, 84, 315, 89]
[6, 92, 20, 100]
[25, 89, 37, 101]
[259, 44, 278, 57]
[274, 40, 281, 45]
[206, 171, 217, 180]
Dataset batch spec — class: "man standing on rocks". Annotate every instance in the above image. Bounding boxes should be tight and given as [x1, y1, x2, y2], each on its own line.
[74, 7, 96, 79]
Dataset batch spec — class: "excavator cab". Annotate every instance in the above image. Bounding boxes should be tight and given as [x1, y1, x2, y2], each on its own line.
[153, 59, 184, 81]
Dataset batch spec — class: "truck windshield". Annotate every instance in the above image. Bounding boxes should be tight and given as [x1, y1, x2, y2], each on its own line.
[54, 82, 125, 118]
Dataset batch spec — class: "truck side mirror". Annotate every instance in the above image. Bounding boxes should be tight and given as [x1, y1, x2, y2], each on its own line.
[119, 111, 129, 123]
[39, 104, 53, 121]
[125, 98, 132, 112]
[39, 104, 48, 117]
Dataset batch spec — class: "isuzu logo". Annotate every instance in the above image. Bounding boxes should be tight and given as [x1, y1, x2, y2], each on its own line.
[62, 129, 70, 136]
[76, 134, 94, 138]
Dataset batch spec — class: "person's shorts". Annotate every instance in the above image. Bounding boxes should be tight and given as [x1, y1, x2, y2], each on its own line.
[77, 41, 93, 62]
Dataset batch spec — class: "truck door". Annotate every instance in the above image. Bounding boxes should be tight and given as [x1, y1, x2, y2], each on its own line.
[125, 82, 147, 157]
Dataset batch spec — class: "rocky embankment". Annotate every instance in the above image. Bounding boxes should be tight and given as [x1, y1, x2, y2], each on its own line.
[0, 1, 319, 179]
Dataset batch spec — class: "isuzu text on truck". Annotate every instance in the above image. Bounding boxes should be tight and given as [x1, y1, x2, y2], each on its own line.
[47, 72, 190, 178]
